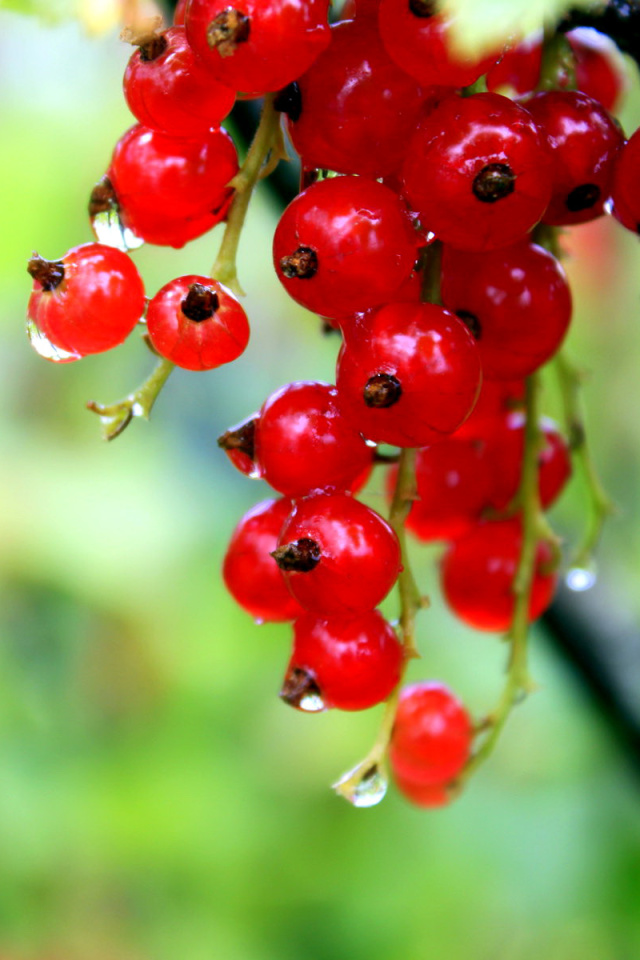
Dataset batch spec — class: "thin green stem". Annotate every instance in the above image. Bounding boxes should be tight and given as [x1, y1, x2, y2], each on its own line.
[537, 28, 577, 91]
[555, 350, 615, 570]
[87, 356, 174, 441]
[211, 93, 281, 293]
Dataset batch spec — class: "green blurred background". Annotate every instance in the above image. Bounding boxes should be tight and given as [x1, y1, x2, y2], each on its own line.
[1, 6, 640, 959]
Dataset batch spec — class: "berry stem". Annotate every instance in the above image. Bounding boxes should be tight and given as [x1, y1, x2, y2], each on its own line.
[537, 27, 577, 92]
[87, 356, 174, 441]
[211, 93, 281, 294]
[555, 349, 616, 571]
[455, 372, 549, 785]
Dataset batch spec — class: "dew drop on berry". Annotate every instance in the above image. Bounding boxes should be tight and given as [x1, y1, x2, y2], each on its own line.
[90, 205, 144, 252]
[565, 563, 597, 592]
[297, 689, 325, 712]
[26, 317, 82, 363]
[334, 764, 388, 808]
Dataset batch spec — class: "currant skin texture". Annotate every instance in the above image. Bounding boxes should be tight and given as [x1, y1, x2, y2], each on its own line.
[611, 129, 640, 233]
[275, 492, 401, 615]
[272, 176, 419, 319]
[282, 610, 403, 712]
[223, 498, 304, 623]
[401, 93, 554, 252]
[104, 124, 238, 248]
[336, 302, 482, 448]
[377, 0, 502, 88]
[440, 241, 572, 381]
[389, 682, 472, 785]
[525, 90, 624, 226]
[27, 243, 145, 356]
[283, 18, 437, 179]
[185, 0, 331, 96]
[392, 774, 451, 809]
[453, 378, 525, 440]
[145, 275, 249, 371]
[123, 26, 236, 138]
[386, 436, 492, 543]
[250, 381, 374, 498]
[441, 519, 557, 633]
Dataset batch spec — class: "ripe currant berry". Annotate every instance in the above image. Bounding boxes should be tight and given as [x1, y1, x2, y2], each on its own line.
[185, 0, 331, 95]
[392, 774, 451, 808]
[440, 241, 572, 380]
[223, 498, 304, 622]
[145, 275, 249, 371]
[281, 609, 403, 711]
[453, 378, 525, 440]
[272, 176, 419, 318]
[217, 412, 259, 477]
[251, 381, 373, 498]
[282, 18, 435, 179]
[441, 519, 557, 632]
[377, 0, 502, 88]
[336, 302, 481, 447]
[273, 492, 401, 615]
[401, 93, 553, 252]
[123, 26, 236, 138]
[26, 243, 145, 357]
[525, 90, 624, 226]
[386, 436, 492, 542]
[96, 123, 238, 248]
[610, 128, 640, 234]
[389, 682, 472, 784]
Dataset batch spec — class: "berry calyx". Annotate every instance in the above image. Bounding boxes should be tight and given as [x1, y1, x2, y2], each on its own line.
[207, 7, 251, 55]
[27, 254, 65, 292]
[472, 163, 516, 203]
[271, 538, 321, 573]
[363, 373, 402, 408]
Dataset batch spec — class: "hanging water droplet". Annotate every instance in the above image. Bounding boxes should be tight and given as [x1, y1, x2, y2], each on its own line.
[26, 318, 81, 363]
[90, 206, 143, 252]
[565, 564, 597, 592]
[297, 688, 325, 712]
[334, 764, 388, 808]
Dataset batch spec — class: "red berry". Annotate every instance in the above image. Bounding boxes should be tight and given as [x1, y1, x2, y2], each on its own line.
[283, 18, 436, 179]
[273, 492, 401, 615]
[273, 176, 419, 318]
[389, 681, 472, 784]
[611, 128, 640, 233]
[146, 275, 249, 370]
[281, 610, 403, 711]
[387, 436, 492, 542]
[123, 27, 236, 138]
[26, 243, 145, 357]
[253, 381, 374, 498]
[101, 123, 238, 248]
[441, 519, 557, 632]
[218, 412, 259, 476]
[377, 0, 501, 88]
[401, 93, 553, 252]
[336, 302, 481, 447]
[185, 0, 331, 95]
[525, 90, 624, 226]
[453, 378, 525, 439]
[440, 240, 572, 380]
[223, 498, 304, 622]
[393, 774, 451, 808]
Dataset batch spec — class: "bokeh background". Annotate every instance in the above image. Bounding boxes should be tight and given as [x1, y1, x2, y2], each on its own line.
[1, 4, 640, 958]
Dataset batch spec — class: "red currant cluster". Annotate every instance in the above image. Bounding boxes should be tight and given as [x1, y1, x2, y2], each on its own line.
[25, 0, 635, 808]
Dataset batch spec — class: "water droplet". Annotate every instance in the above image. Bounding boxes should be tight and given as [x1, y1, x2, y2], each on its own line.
[335, 764, 388, 808]
[26, 318, 82, 363]
[297, 689, 325, 712]
[131, 401, 145, 417]
[248, 466, 262, 480]
[566, 564, 597, 592]
[90, 207, 144, 252]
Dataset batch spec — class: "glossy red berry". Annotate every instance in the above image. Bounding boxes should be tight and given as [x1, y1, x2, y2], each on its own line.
[123, 27, 236, 138]
[611, 129, 640, 233]
[273, 176, 419, 318]
[223, 498, 304, 622]
[441, 519, 557, 632]
[185, 0, 331, 95]
[336, 302, 481, 447]
[251, 381, 374, 498]
[387, 436, 492, 542]
[26, 243, 145, 357]
[440, 241, 572, 380]
[283, 18, 436, 179]
[525, 90, 624, 226]
[401, 93, 553, 252]
[281, 609, 403, 711]
[100, 123, 238, 248]
[453, 378, 525, 440]
[389, 682, 472, 784]
[393, 774, 451, 808]
[273, 492, 401, 614]
[145, 275, 249, 370]
[377, 0, 501, 88]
